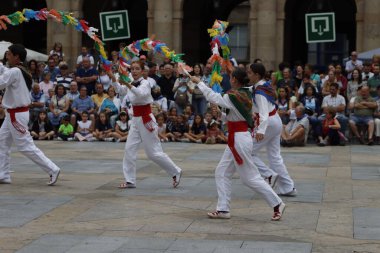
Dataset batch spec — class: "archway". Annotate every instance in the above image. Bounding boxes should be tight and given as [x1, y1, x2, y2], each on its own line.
[82, 0, 147, 53]
[0, 0, 47, 55]
[284, 0, 357, 68]
[182, 0, 248, 65]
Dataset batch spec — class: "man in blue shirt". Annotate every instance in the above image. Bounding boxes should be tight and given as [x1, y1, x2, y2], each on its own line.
[75, 57, 98, 95]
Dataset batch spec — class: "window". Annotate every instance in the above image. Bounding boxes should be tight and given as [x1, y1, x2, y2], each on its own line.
[229, 24, 249, 61]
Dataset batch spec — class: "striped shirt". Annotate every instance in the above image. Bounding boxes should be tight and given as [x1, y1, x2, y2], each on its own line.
[55, 75, 74, 90]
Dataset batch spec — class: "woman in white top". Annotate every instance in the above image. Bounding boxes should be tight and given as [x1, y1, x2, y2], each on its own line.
[109, 61, 182, 189]
[97, 67, 112, 91]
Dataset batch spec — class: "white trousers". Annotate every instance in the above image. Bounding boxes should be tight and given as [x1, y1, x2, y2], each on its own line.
[252, 114, 295, 194]
[215, 131, 282, 212]
[123, 114, 181, 184]
[0, 111, 60, 181]
[375, 118, 380, 137]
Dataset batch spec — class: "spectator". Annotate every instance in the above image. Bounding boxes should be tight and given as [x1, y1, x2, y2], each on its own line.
[45, 88, 55, 109]
[191, 63, 207, 115]
[97, 66, 112, 91]
[113, 111, 130, 142]
[347, 68, 362, 101]
[345, 51, 363, 79]
[37, 62, 46, 82]
[183, 104, 195, 127]
[304, 64, 321, 91]
[281, 105, 309, 146]
[76, 46, 94, 68]
[43, 57, 60, 81]
[55, 62, 73, 91]
[91, 82, 109, 110]
[49, 42, 65, 62]
[361, 62, 374, 84]
[374, 86, 380, 144]
[204, 119, 227, 144]
[367, 64, 380, 98]
[294, 64, 304, 89]
[321, 70, 337, 97]
[28, 59, 40, 83]
[39, 71, 54, 96]
[99, 86, 119, 128]
[29, 83, 46, 125]
[277, 67, 296, 95]
[349, 86, 377, 145]
[156, 114, 168, 142]
[74, 111, 94, 141]
[158, 64, 165, 77]
[300, 85, 320, 115]
[93, 111, 114, 141]
[184, 114, 206, 143]
[152, 85, 168, 114]
[76, 57, 98, 95]
[157, 63, 176, 100]
[147, 62, 159, 83]
[143, 65, 157, 88]
[173, 76, 191, 115]
[335, 64, 348, 97]
[65, 81, 80, 106]
[166, 114, 189, 142]
[276, 87, 292, 125]
[71, 86, 96, 128]
[57, 115, 74, 141]
[274, 62, 289, 81]
[30, 111, 55, 140]
[316, 106, 341, 146]
[110, 50, 119, 73]
[319, 82, 348, 135]
[48, 84, 69, 128]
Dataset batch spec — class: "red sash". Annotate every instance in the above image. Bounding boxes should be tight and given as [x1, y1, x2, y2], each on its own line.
[255, 108, 277, 127]
[7, 107, 29, 134]
[227, 121, 248, 165]
[132, 104, 154, 132]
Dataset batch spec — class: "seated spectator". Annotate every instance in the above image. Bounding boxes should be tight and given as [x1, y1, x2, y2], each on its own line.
[76, 46, 94, 68]
[184, 114, 206, 143]
[74, 111, 94, 141]
[166, 114, 189, 142]
[156, 114, 168, 142]
[183, 104, 195, 127]
[71, 86, 96, 129]
[316, 107, 341, 146]
[48, 84, 69, 128]
[113, 111, 130, 142]
[45, 88, 55, 108]
[318, 82, 348, 136]
[91, 83, 109, 110]
[374, 86, 380, 144]
[281, 105, 309, 146]
[143, 65, 157, 88]
[43, 57, 60, 81]
[300, 85, 320, 115]
[349, 86, 377, 145]
[55, 62, 73, 91]
[93, 111, 114, 141]
[30, 111, 55, 140]
[346, 68, 362, 101]
[100, 86, 120, 128]
[335, 64, 348, 97]
[39, 71, 54, 96]
[204, 111, 213, 126]
[210, 104, 223, 125]
[152, 85, 168, 114]
[76, 57, 98, 95]
[57, 115, 74, 141]
[65, 81, 80, 106]
[277, 67, 296, 96]
[321, 70, 337, 97]
[361, 61, 374, 85]
[276, 87, 292, 125]
[97, 67, 112, 91]
[205, 119, 227, 144]
[29, 83, 46, 125]
[367, 64, 380, 98]
[28, 59, 40, 83]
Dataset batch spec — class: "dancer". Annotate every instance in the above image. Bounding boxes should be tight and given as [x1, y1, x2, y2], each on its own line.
[109, 61, 182, 188]
[0, 44, 60, 185]
[247, 63, 297, 196]
[190, 68, 285, 221]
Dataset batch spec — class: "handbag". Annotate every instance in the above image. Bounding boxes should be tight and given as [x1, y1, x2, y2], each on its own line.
[192, 86, 204, 99]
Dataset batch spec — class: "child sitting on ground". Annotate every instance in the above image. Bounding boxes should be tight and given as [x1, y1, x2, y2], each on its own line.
[30, 111, 55, 140]
[184, 114, 206, 143]
[156, 113, 169, 142]
[317, 106, 341, 146]
[57, 115, 74, 141]
[113, 111, 130, 142]
[166, 114, 189, 142]
[74, 111, 94, 141]
[93, 111, 115, 141]
[205, 119, 227, 144]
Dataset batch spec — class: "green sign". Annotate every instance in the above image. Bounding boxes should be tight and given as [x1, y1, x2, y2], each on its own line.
[99, 10, 130, 41]
[305, 12, 335, 43]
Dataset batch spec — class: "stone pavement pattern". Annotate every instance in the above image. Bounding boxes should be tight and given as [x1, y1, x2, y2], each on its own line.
[0, 142, 379, 253]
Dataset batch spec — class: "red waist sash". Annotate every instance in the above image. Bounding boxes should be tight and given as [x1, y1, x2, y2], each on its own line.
[132, 104, 154, 132]
[227, 121, 248, 165]
[7, 107, 29, 134]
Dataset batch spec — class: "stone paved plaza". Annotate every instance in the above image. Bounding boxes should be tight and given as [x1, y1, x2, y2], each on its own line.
[0, 141, 380, 253]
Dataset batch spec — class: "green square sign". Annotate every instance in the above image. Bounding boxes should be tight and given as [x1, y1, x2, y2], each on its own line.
[305, 12, 335, 43]
[100, 10, 130, 41]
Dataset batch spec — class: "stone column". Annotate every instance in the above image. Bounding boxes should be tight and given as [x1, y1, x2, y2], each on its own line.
[172, 0, 184, 53]
[363, 0, 380, 51]
[147, 0, 155, 37]
[153, 0, 173, 47]
[70, 0, 84, 69]
[355, 0, 364, 52]
[256, 0, 277, 70]
[249, 0, 258, 63]
[276, 0, 286, 67]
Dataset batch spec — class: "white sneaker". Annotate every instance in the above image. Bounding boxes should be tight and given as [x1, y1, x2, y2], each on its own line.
[207, 211, 231, 219]
[47, 169, 60, 186]
[57, 137, 63, 141]
[104, 137, 115, 142]
[67, 137, 74, 141]
[281, 188, 298, 197]
[0, 178, 11, 184]
[173, 171, 182, 188]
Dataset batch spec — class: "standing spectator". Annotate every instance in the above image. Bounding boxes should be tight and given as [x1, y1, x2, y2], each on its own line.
[49, 42, 65, 62]
[345, 51, 363, 79]
[76, 46, 94, 68]
[361, 62, 374, 85]
[367, 64, 380, 98]
[43, 57, 60, 81]
[374, 86, 380, 144]
[57, 115, 74, 141]
[28, 59, 40, 83]
[319, 83, 348, 135]
[184, 114, 206, 143]
[55, 62, 73, 91]
[71, 86, 96, 128]
[157, 63, 176, 101]
[281, 105, 309, 146]
[29, 83, 46, 125]
[191, 63, 207, 115]
[113, 111, 130, 142]
[97, 67, 112, 91]
[347, 69, 362, 101]
[316, 107, 341, 146]
[304, 64, 321, 92]
[75, 57, 98, 95]
[48, 84, 69, 128]
[31, 111, 55, 140]
[91, 83, 108, 110]
[74, 111, 94, 141]
[349, 86, 377, 145]
[65, 81, 80, 106]
[335, 64, 348, 97]
[39, 72, 54, 96]
[173, 76, 191, 115]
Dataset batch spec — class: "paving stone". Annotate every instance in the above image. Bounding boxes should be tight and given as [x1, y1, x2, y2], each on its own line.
[277, 181, 324, 203]
[242, 241, 312, 253]
[353, 208, 380, 240]
[352, 166, 380, 180]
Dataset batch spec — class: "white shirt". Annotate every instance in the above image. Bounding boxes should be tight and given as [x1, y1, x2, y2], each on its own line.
[196, 81, 248, 123]
[345, 59, 363, 79]
[252, 80, 276, 135]
[76, 55, 94, 65]
[322, 94, 346, 115]
[0, 64, 31, 109]
[112, 77, 153, 106]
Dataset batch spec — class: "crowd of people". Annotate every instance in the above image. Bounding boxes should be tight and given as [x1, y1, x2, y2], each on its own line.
[1, 43, 380, 147]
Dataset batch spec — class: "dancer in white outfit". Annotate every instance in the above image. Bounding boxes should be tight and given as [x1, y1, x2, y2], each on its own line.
[247, 63, 296, 196]
[191, 68, 285, 221]
[109, 61, 182, 188]
[0, 44, 60, 185]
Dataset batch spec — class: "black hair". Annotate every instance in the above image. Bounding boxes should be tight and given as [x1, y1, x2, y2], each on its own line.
[253, 58, 262, 63]
[330, 82, 339, 89]
[250, 63, 266, 79]
[231, 68, 249, 86]
[8, 44, 27, 62]
[55, 84, 67, 96]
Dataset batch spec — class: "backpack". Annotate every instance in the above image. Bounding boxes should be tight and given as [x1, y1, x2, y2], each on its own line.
[175, 85, 188, 106]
